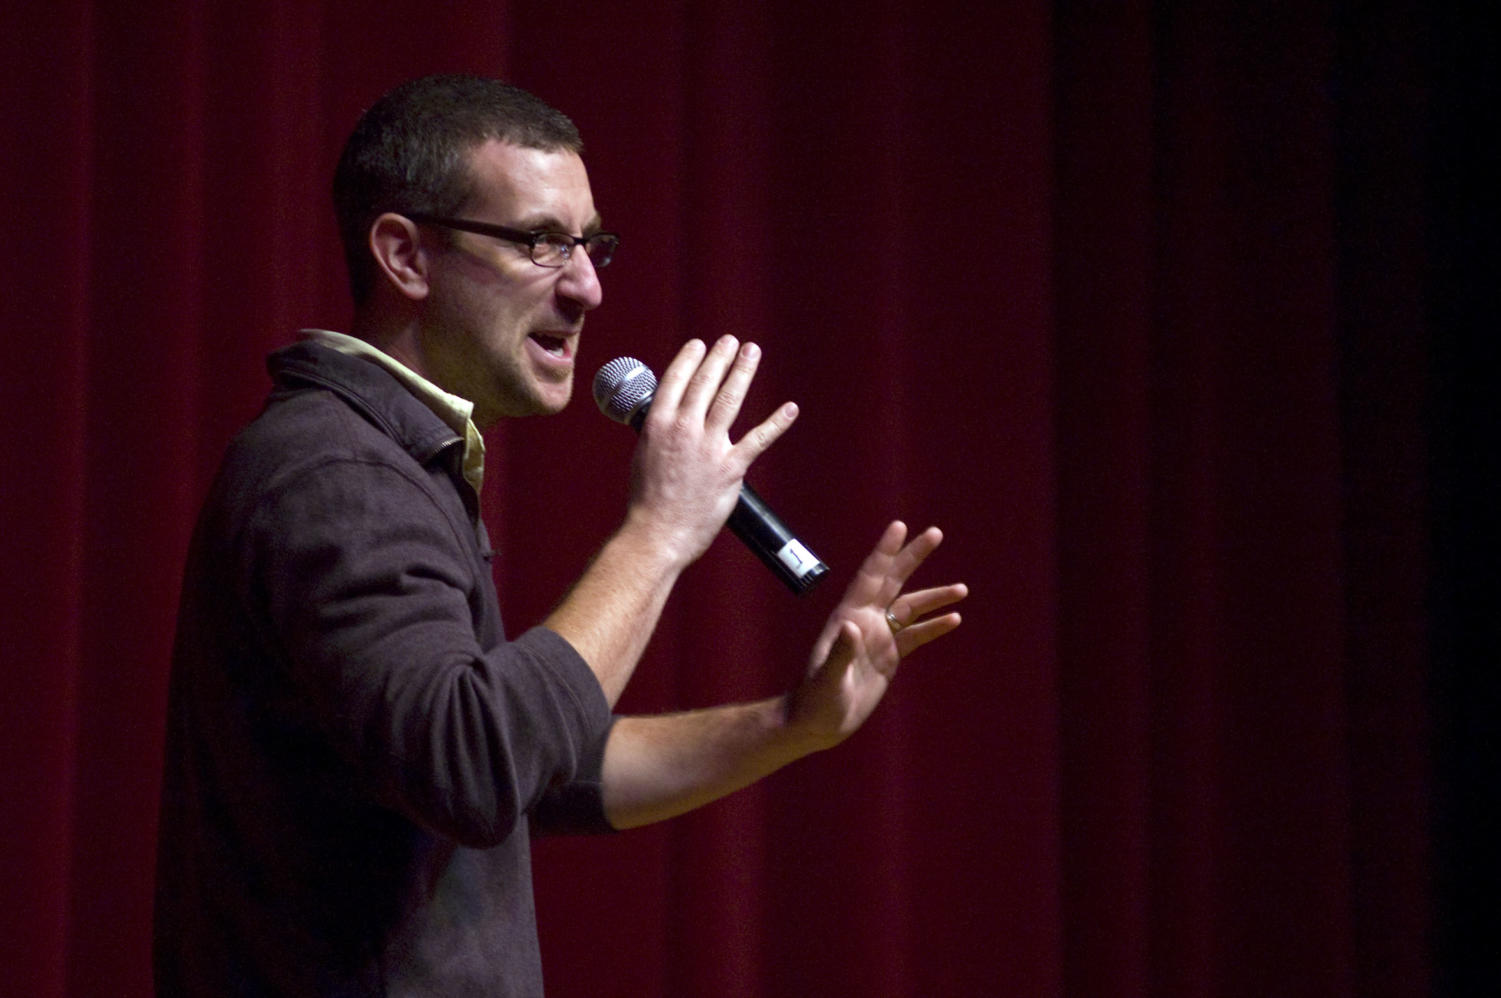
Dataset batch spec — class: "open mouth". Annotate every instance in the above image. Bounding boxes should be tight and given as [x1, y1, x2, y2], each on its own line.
[530, 333, 570, 358]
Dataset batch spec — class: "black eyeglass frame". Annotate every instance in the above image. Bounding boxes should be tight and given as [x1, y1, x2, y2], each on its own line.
[404, 212, 619, 269]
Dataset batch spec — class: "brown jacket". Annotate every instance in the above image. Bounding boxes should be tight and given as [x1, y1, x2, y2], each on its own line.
[154, 340, 613, 996]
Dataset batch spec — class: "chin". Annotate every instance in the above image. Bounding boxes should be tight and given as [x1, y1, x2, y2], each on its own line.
[523, 381, 574, 418]
[544, 377, 575, 410]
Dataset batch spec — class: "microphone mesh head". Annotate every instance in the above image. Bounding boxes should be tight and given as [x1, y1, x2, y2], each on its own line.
[593, 356, 657, 424]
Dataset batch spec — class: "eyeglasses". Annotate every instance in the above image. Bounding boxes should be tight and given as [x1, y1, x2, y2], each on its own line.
[405, 213, 619, 269]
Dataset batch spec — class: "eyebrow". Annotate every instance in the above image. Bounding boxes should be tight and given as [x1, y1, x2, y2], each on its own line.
[515, 212, 607, 236]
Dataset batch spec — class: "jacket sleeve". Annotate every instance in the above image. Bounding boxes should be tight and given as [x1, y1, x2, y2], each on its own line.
[248, 451, 613, 847]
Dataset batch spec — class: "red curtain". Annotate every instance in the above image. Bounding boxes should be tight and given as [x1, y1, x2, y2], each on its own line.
[1, 2, 1448, 995]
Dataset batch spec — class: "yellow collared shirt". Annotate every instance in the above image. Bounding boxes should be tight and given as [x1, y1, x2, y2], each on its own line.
[299, 328, 486, 496]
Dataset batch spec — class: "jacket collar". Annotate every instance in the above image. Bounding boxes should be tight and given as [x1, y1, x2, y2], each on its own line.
[266, 340, 463, 470]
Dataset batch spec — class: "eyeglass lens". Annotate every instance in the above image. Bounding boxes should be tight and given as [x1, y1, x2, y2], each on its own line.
[532, 233, 617, 269]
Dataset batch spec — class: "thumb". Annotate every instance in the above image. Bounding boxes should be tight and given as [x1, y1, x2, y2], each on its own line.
[819, 620, 862, 678]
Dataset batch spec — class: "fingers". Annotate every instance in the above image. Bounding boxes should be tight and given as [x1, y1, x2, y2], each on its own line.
[703, 341, 761, 433]
[734, 400, 799, 463]
[649, 337, 710, 417]
[806, 522, 963, 691]
[888, 582, 968, 654]
[849, 522, 942, 607]
[858, 523, 966, 660]
[647, 336, 798, 463]
[677, 336, 750, 428]
[887, 583, 969, 628]
[894, 609, 963, 657]
[893, 525, 945, 578]
[653, 336, 760, 429]
[852, 520, 910, 587]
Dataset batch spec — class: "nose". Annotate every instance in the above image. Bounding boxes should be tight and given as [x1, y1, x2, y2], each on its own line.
[555, 246, 604, 312]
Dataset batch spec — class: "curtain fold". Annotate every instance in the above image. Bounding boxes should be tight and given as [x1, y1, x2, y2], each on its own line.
[1, 2, 1443, 995]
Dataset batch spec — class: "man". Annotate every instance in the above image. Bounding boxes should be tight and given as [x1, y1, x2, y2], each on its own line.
[154, 74, 966, 996]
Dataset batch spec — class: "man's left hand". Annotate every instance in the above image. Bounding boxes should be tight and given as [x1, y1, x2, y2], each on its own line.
[787, 521, 967, 750]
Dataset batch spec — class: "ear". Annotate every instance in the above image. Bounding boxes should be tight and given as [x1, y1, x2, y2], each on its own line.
[368, 213, 431, 301]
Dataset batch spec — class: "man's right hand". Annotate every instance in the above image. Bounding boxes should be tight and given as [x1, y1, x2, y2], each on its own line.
[623, 335, 799, 570]
[545, 335, 796, 705]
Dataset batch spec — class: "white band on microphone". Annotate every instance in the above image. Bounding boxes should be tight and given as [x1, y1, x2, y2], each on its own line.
[776, 538, 822, 579]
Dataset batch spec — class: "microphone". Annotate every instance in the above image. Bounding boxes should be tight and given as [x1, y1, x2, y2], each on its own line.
[593, 356, 829, 595]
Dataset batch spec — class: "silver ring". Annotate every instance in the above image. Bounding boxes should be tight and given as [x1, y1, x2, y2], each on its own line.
[885, 608, 903, 633]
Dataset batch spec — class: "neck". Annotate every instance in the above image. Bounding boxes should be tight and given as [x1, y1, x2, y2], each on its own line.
[350, 306, 428, 380]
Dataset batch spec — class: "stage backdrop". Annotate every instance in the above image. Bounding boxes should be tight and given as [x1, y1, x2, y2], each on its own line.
[1, 2, 1438, 995]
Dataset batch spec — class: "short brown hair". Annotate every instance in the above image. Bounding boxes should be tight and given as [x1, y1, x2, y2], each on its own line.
[332, 75, 583, 303]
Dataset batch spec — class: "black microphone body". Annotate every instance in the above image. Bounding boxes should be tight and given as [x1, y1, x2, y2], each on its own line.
[594, 357, 829, 595]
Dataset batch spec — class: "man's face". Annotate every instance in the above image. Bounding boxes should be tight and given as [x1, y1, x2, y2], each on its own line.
[419, 139, 604, 426]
